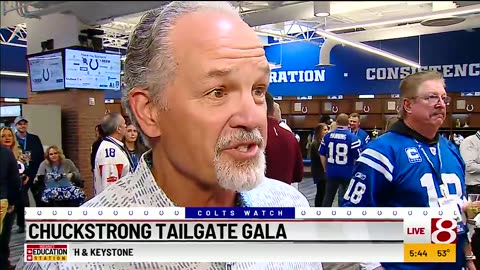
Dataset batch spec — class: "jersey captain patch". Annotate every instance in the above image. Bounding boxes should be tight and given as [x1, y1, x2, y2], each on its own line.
[405, 147, 422, 163]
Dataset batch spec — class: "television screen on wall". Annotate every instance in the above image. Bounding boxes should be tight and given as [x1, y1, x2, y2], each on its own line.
[64, 48, 121, 91]
[0, 105, 21, 117]
[27, 52, 65, 92]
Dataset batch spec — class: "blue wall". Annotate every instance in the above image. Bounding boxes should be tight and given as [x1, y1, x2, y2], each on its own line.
[1, 77, 28, 98]
[2, 30, 479, 98]
[265, 30, 480, 96]
[0, 45, 27, 72]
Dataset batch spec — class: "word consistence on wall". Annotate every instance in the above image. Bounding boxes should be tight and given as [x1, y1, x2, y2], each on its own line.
[366, 63, 480, 81]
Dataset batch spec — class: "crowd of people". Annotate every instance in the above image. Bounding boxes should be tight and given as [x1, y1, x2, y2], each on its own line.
[1, 1, 479, 270]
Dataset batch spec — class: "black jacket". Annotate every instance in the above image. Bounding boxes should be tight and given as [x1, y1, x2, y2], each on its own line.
[90, 138, 103, 172]
[310, 140, 326, 181]
[0, 146, 21, 205]
[16, 132, 44, 183]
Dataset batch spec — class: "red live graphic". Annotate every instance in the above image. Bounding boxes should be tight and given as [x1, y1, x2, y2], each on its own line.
[430, 218, 457, 244]
[407, 227, 426, 235]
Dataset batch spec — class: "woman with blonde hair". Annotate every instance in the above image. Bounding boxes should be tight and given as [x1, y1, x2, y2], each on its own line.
[1, 126, 31, 213]
[0, 127, 22, 160]
[35, 145, 86, 207]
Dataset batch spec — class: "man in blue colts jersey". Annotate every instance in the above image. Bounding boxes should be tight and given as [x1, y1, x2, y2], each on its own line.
[342, 71, 475, 270]
[349, 113, 370, 148]
[319, 113, 361, 207]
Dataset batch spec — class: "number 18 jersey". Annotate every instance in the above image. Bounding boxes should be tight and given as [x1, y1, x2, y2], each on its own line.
[342, 131, 468, 270]
[319, 128, 361, 180]
[94, 137, 131, 196]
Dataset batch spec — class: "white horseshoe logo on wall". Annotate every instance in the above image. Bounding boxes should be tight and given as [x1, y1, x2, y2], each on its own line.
[363, 105, 371, 113]
[332, 105, 339, 113]
[466, 104, 474, 112]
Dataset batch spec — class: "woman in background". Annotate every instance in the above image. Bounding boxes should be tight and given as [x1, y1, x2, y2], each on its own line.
[0, 127, 30, 215]
[90, 124, 105, 174]
[0, 127, 22, 157]
[123, 122, 147, 171]
[310, 123, 329, 207]
[36, 145, 85, 207]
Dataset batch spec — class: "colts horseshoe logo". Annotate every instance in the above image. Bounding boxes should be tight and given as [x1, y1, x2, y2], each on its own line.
[363, 105, 371, 113]
[466, 104, 474, 112]
[42, 68, 50, 81]
[332, 105, 339, 113]
[301, 106, 308, 114]
[395, 105, 400, 113]
[89, 59, 99, 70]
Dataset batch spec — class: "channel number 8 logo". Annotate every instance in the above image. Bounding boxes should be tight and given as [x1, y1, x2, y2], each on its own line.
[431, 218, 457, 244]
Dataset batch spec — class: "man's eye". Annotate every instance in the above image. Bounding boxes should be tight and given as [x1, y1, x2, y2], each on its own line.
[208, 89, 226, 98]
[253, 88, 265, 97]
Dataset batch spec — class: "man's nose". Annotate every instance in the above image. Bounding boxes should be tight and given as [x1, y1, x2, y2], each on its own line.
[230, 92, 265, 130]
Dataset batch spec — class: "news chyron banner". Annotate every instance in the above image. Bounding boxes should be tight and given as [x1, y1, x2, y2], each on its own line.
[24, 207, 458, 263]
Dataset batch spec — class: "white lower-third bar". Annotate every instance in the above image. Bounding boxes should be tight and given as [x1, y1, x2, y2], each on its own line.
[26, 242, 403, 263]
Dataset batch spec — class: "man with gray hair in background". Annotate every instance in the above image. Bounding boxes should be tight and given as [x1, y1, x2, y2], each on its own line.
[19, 1, 321, 269]
[93, 112, 132, 196]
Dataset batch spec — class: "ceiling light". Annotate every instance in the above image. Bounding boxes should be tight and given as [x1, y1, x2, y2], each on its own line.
[316, 29, 421, 68]
[0, 71, 28, 77]
[269, 63, 282, 70]
[326, 4, 480, 32]
[314, 1, 330, 17]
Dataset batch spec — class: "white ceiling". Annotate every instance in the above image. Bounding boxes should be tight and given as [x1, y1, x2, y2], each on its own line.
[2, 1, 480, 50]
[101, 1, 480, 48]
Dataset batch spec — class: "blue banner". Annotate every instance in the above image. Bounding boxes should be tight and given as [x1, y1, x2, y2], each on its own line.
[265, 30, 480, 96]
[185, 207, 295, 219]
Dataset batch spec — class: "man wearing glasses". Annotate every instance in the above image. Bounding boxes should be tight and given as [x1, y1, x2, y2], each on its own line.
[343, 71, 475, 270]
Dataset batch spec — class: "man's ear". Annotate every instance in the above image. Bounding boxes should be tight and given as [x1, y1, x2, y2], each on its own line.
[128, 87, 162, 138]
[403, 98, 413, 114]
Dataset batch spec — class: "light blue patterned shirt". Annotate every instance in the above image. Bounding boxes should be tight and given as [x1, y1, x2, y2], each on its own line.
[17, 151, 323, 270]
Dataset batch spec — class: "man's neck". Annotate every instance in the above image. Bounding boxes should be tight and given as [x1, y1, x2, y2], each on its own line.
[109, 134, 123, 143]
[403, 118, 438, 140]
[151, 148, 236, 207]
[17, 131, 27, 139]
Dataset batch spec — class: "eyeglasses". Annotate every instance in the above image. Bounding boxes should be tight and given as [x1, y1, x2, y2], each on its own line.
[410, 95, 451, 105]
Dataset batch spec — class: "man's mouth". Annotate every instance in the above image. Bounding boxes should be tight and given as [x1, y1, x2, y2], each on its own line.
[231, 142, 256, 152]
[222, 141, 260, 160]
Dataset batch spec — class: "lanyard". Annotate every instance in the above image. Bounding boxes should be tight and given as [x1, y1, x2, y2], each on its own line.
[17, 133, 27, 152]
[51, 164, 62, 175]
[414, 139, 443, 186]
[103, 136, 135, 173]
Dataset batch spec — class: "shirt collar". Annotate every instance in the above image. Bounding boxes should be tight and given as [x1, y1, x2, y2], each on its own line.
[389, 119, 439, 145]
[106, 136, 124, 146]
[129, 150, 245, 207]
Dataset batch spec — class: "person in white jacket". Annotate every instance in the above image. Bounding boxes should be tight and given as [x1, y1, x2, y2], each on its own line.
[18, 2, 322, 270]
[93, 112, 132, 196]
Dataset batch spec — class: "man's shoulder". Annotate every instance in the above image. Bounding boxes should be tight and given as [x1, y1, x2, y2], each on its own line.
[359, 128, 369, 136]
[243, 177, 310, 207]
[461, 133, 478, 145]
[360, 132, 403, 160]
[96, 140, 126, 159]
[27, 132, 41, 140]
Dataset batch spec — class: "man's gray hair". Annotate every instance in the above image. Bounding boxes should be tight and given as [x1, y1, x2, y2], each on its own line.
[122, 1, 241, 147]
[101, 112, 124, 137]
